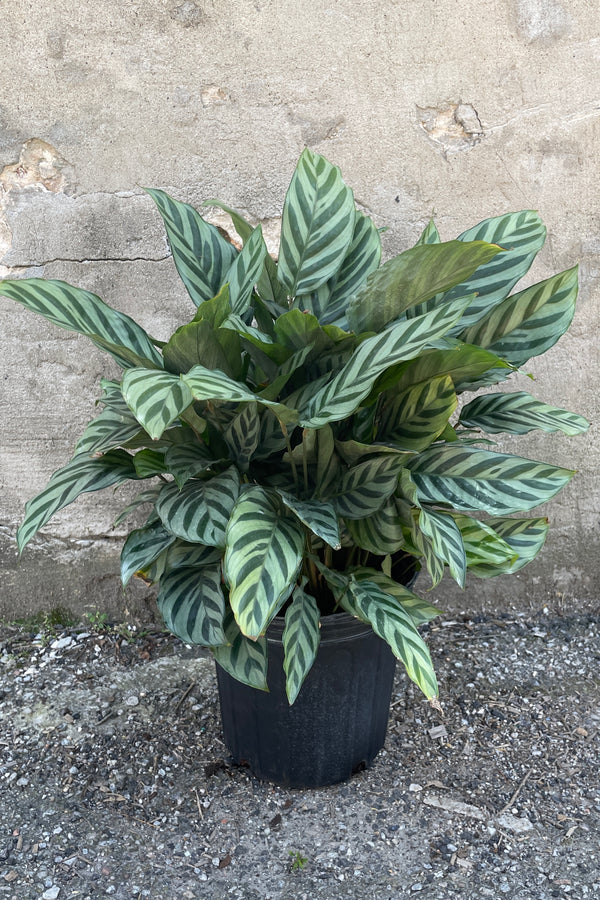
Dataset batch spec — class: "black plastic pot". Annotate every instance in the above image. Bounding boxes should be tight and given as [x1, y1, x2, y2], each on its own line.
[216, 613, 397, 788]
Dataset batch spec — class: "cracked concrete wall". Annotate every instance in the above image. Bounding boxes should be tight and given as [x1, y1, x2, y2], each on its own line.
[0, 0, 599, 621]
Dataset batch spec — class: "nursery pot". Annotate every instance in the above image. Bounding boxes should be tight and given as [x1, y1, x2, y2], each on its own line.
[216, 613, 397, 788]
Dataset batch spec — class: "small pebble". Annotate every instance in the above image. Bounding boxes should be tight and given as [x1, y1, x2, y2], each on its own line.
[411, 884, 423, 892]
[125, 695, 139, 707]
[50, 636, 73, 650]
[409, 783, 423, 792]
[42, 887, 61, 900]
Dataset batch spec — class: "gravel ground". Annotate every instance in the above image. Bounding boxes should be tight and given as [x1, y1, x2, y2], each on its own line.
[1, 599, 599, 899]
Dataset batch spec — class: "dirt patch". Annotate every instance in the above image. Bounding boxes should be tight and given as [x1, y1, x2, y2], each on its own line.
[1, 605, 599, 899]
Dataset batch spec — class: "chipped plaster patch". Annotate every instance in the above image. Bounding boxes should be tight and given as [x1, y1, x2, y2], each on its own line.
[417, 103, 484, 158]
[0, 138, 74, 194]
[200, 84, 231, 107]
[202, 207, 282, 257]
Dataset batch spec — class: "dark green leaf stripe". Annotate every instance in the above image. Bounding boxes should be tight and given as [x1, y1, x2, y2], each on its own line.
[74, 404, 142, 456]
[213, 612, 269, 690]
[460, 266, 578, 366]
[278, 148, 355, 296]
[122, 369, 194, 440]
[332, 455, 405, 520]
[277, 492, 341, 550]
[408, 445, 575, 515]
[158, 565, 227, 646]
[419, 507, 467, 588]
[352, 568, 442, 625]
[0, 279, 163, 368]
[348, 240, 502, 333]
[17, 450, 138, 552]
[120, 520, 176, 586]
[378, 374, 457, 452]
[156, 467, 240, 547]
[283, 586, 321, 704]
[300, 296, 473, 428]
[224, 225, 267, 315]
[345, 495, 405, 555]
[459, 391, 589, 436]
[225, 486, 305, 638]
[415, 210, 547, 326]
[145, 188, 237, 307]
[340, 577, 438, 699]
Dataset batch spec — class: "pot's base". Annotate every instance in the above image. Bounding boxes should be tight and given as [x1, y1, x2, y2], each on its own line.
[216, 614, 397, 788]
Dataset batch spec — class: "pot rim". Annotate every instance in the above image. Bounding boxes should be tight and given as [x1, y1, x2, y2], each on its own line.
[267, 610, 373, 646]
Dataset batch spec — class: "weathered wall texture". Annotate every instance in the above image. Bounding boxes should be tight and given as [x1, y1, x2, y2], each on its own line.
[1, 0, 598, 621]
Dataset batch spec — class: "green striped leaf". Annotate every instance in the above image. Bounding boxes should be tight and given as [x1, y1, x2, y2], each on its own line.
[163, 319, 236, 377]
[156, 467, 240, 547]
[113, 487, 161, 527]
[408, 445, 575, 515]
[0, 278, 163, 368]
[299, 296, 473, 428]
[133, 449, 168, 478]
[182, 365, 298, 425]
[352, 568, 442, 625]
[278, 148, 355, 296]
[378, 374, 457, 452]
[345, 495, 406, 555]
[419, 507, 467, 588]
[453, 514, 518, 576]
[74, 404, 142, 456]
[224, 224, 267, 315]
[158, 564, 227, 646]
[17, 450, 138, 552]
[339, 576, 438, 699]
[145, 188, 237, 307]
[459, 391, 589, 436]
[193, 282, 232, 328]
[348, 240, 502, 333]
[203, 199, 288, 308]
[414, 219, 441, 246]
[478, 516, 549, 575]
[413, 210, 547, 326]
[277, 492, 341, 549]
[223, 402, 260, 471]
[165, 540, 221, 570]
[122, 369, 194, 440]
[302, 211, 382, 327]
[213, 612, 269, 690]
[283, 586, 321, 704]
[224, 486, 305, 638]
[120, 520, 176, 587]
[335, 440, 411, 468]
[163, 442, 215, 487]
[460, 266, 578, 366]
[374, 343, 511, 399]
[332, 455, 405, 519]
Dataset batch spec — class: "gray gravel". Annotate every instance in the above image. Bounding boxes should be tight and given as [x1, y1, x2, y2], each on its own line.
[1, 599, 599, 899]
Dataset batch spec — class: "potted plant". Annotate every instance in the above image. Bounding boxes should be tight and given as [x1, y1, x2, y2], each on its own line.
[2, 149, 588, 787]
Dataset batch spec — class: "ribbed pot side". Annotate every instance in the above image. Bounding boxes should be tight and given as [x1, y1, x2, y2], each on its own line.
[215, 613, 397, 788]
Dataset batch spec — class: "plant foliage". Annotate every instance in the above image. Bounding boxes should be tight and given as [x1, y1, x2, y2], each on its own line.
[2, 148, 588, 704]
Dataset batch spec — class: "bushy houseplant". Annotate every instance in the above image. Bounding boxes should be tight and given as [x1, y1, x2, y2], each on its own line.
[2, 149, 588, 710]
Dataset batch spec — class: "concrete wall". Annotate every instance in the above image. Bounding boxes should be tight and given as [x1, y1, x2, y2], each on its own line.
[1, 0, 598, 622]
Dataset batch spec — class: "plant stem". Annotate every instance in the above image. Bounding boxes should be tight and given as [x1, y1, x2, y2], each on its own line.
[278, 416, 299, 491]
